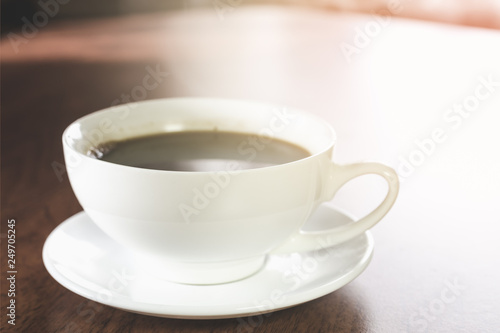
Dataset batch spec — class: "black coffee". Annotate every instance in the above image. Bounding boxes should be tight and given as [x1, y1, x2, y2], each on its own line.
[90, 131, 310, 171]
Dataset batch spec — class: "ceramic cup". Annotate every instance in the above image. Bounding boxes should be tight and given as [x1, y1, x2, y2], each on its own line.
[63, 98, 399, 284]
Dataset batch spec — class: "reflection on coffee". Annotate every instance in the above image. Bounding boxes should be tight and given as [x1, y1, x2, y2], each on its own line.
[90, 131, 311, 171]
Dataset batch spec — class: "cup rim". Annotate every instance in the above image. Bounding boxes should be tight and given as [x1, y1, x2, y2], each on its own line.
[62, 97, 337, 174]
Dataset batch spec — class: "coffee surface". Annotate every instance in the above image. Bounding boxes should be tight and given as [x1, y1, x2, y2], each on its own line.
[91, 131, 310, 171]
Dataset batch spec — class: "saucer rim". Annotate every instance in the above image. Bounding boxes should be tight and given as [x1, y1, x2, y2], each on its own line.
[43, 209, 374, 319]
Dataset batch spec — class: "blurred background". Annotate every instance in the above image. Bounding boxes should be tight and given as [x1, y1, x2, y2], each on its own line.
[2, 0, 500, 332]
[3, 0, 500, 33]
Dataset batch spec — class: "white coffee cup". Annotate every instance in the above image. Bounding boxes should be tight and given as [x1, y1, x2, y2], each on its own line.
[63, 98, 399, 284]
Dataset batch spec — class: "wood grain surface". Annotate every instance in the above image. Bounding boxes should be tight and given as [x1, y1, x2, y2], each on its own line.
[2, 5, 500, 333]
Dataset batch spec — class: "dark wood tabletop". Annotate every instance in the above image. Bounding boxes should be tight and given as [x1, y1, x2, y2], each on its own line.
[2, 5, 500, 333]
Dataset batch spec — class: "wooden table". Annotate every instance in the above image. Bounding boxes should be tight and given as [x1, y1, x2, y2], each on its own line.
[2, 5, 500, 332]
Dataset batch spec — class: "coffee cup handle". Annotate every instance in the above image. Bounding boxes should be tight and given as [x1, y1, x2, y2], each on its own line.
[271, 162, 399, 254]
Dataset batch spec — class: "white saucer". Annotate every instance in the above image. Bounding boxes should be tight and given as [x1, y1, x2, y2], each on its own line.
[43, 204, 374, 319]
